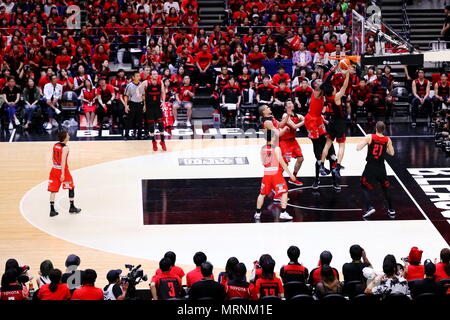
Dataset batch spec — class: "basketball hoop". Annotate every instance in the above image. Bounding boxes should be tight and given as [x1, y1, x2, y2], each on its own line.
[328, 55, 361, 63]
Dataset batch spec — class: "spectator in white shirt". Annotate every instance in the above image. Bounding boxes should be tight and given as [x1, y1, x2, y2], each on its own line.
[292, 42, 313, 77]
[329, 44, 346, 68]
[365, 255, 409, 297]
[0, 0, 14, 13]
[43, 75, 63, 129]
[163, 0, 180, 14]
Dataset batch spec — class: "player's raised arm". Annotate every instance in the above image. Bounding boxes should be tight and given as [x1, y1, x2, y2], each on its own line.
[335, 68, 351, 101]
[356, 135, 372, 151]
[386, 137, 395, 156]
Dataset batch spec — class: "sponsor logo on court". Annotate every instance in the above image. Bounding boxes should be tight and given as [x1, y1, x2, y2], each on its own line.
[178, 157, 249, 166]
[408, 168, 450, 223]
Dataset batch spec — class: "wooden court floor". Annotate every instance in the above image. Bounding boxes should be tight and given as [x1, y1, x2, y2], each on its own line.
[0, 137, 366, 288]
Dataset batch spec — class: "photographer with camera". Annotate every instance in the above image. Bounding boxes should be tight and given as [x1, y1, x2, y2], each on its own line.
[103, 269, 129, 300]
[119, 264, 148, 299]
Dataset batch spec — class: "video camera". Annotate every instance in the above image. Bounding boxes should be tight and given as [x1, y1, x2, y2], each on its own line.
[121, 264, 148, 299]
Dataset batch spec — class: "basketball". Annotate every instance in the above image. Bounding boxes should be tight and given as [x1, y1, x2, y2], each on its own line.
[339, 59, 352, 70]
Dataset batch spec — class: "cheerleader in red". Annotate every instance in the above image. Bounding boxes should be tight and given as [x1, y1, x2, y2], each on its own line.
[48, 131, 81, 217]
[80, 79, 97, 130]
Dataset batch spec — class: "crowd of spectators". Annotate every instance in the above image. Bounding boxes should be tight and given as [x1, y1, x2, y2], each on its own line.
[1, 245, 449, 300]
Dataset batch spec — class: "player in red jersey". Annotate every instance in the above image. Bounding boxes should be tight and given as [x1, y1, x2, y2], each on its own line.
[318, 68, 353, 180]
[280, 100, 305, 185]
[255, 129, 298, 220]
[48, 131, 81, 217]
[260, 105, 302, 187]
[357, 121, 395, 218]
[304, 72, 339, 190]
[138, 70, 167, 151]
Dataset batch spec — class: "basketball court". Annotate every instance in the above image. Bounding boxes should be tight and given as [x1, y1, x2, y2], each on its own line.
[1, 122, 449, 288]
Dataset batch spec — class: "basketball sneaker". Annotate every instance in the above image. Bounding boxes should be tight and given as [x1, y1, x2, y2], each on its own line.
[333, 181, 341, 191]
[319, 163, 330, 176]
[254, 212, 261, 220]
[332, 164, 345, 179]
[69, 206, 81, 214]
[363, 207, 376, 218]
[50, 209, 59, 217]
[160, 140, 167, 151]
[289, 178, 303, 186]
[279, 211, 293, 220]
[388, 209, 396, 218]
[152, 140, 158, 151]
[312, 180, 320, 190]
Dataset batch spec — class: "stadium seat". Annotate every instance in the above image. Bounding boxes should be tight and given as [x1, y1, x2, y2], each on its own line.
[321, 293, 348, 303]
[342, 280, 365, 298]
[351, 294, 380, 304]
[260, 296, 281, 303]
[283, 281, 311, 300]
[228, 297, 247, 302]
[382, 294, 411, 304]
[289, 294, 315, 304]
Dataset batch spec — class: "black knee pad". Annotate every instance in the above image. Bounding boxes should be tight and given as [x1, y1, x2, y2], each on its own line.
[158, 121, 164, 132]
[69, 189, 75, 198]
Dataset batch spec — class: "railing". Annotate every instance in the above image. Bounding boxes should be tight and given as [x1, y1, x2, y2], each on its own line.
[400, 0, 411, 42]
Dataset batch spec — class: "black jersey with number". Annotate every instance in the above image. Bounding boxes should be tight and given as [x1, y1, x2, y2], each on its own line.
[367, 134, 389, 164]
[146, 81, 162, 104]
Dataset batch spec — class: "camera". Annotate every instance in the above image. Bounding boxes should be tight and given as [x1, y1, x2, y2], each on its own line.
[121, 264, 148, 299]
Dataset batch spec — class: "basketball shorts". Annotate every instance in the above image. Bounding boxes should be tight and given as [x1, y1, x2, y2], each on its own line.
[280, 139, 303, 163]
[146, 103, 164, 122]
[304, 114, 326, 139]
[360, 163, 390, 189]
[326, 118, 346, 143]
[260, 172, 288, 196]
[48, 168, 74, 192]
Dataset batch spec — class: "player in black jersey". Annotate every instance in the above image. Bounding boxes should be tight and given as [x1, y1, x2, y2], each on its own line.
[318, 68, 352, 180]
[357, 121, 395, 219]
[138, 70, 167, 151]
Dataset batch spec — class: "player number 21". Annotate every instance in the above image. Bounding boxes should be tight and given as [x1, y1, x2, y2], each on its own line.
[372, 144, 384, 159]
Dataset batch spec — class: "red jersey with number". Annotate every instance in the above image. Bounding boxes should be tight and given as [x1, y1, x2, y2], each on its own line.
[254, 276, 284, 298]
[367, 134, 389, 164]
[281, 113, 300, 140]
[151, 271, 182, 300]
[48, 142, 74, 192]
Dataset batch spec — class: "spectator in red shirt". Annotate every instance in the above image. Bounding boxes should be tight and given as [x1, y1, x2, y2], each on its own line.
[174, 75, 194, 127]
[37, 269, 71, 300]
[154, 251, 186, 281]
[308, 251, 340, 287]
[315, 265, 343, 299]
[272, 66, 291, 87]
[150, 258, 183, 300]
[0, 268, 28, 300]
[71, 269, 103, 300]
[218, 257, 239, 286]
[435, 248, 450, 282]
[254, 258, 284, 299]
[187, 251, 213, 287]
[247, 44, 267, 75]
[224, 263, 254, 300]
[404, 247, 425, 281]
[308, 33, 324, 53]
[193, 43, 213, 87]
[55, 48, 72, 72]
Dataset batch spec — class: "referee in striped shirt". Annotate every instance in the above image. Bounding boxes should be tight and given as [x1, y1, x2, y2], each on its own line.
[123, 72, 145, 140]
